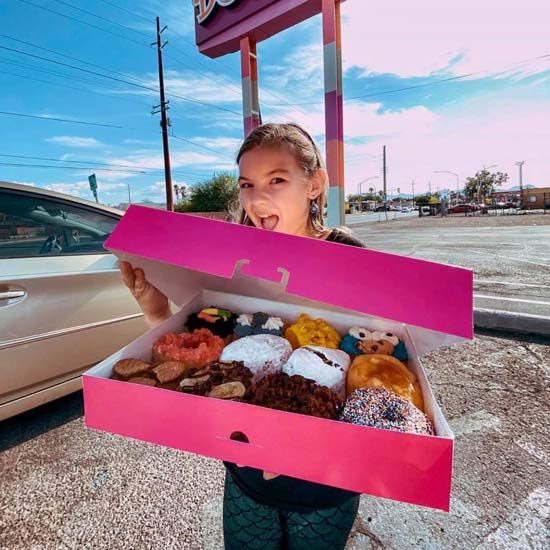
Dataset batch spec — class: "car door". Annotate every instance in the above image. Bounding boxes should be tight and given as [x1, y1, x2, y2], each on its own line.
[0, 187, 147, 419]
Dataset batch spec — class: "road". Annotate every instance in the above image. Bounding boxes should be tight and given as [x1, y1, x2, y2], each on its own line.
[1, 331, 549, 549]
[345, 212, 550, 320]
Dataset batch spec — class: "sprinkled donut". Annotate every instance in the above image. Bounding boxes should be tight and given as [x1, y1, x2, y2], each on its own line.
[152, 328, 224, 368]
[339, 388, 433, 435]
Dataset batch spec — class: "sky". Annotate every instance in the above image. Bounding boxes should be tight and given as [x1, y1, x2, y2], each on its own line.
[1, 0, 549, 206]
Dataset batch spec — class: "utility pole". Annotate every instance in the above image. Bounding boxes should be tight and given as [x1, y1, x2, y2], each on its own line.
[382, 145, 388, 221]
[127, 183, 131, 204]
[515, 160, 525, 209]
[411, 179, 416, 207]
[152, 16, 173, 211]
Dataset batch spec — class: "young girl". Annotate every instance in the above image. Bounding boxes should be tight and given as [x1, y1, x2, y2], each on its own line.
[120, 123, 364, 549]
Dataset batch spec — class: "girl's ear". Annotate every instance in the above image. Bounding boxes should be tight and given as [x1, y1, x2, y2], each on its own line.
[308, 168, 328, 200]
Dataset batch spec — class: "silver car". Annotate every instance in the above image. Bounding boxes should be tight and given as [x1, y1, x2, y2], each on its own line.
[0, 181, 146, 421]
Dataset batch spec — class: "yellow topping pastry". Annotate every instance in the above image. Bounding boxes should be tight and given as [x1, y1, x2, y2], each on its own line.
[284, 314, 341, 350]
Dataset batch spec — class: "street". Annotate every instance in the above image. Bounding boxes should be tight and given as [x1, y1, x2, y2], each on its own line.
[347, 212, 550, 319]
[1, 331, 548, 549]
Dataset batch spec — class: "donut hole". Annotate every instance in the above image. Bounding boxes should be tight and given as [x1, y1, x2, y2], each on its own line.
[230, 431, 250, 444]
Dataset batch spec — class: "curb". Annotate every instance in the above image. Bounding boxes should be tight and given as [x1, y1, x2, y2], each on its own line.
[474, 308, 550, 338]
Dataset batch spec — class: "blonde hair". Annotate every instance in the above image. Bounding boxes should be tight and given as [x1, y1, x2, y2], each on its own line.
[233, 123, 328, 236]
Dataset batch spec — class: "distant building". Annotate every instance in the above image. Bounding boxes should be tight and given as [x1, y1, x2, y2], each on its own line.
[491, 187, 550, 210]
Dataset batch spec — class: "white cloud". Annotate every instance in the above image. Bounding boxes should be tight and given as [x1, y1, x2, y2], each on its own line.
[341, 0, 550, 79]
[42, 181, 126, 199]
[339, 94, 550, 196]
[46, 136, 104, 148]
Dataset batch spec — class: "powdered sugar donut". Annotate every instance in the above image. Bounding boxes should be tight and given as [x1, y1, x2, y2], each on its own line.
[282, 346, 350, 399]
[220, 334, 292, 380]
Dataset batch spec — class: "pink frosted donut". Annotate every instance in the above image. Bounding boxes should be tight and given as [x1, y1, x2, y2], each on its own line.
[339, 387, 433, 435]
[152, 328, 224, 368]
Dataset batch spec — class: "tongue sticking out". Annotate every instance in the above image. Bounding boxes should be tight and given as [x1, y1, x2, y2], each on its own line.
[260, 215, 279, 231]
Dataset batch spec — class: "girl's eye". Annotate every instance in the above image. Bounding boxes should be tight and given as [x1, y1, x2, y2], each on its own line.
[270, 178, 284, 185]
[239, 182, 252, 189]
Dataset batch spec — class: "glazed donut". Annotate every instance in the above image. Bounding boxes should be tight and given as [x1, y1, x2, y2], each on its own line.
[340, 388, 433, 435]
[346, 353, 424, 411]
[152, 328, 224, 368]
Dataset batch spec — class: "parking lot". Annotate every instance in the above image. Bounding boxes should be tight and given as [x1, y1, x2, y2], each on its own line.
[1, 330, 548, 549]
[1, 212, 549, 550]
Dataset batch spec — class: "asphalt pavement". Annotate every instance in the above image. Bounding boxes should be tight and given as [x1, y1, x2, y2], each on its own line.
[1, 331, 548, 549]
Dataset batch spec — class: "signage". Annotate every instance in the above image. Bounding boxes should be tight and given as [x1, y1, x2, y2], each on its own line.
[194, 0, 345, 58]
[193, 0, 241, 25]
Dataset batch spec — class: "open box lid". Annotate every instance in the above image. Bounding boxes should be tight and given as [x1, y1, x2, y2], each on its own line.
[106, 206, 473, 354]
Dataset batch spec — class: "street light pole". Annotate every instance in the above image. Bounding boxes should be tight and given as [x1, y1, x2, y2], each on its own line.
[515, 160, 525, 209]
[356, 175, 379, 212]
[435, 170, 459, 204]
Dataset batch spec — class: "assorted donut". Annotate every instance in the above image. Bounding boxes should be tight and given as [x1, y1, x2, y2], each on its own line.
[111, 307, 433, 435]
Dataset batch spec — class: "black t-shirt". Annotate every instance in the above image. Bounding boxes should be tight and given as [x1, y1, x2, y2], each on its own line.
[225, 227, 364, 512]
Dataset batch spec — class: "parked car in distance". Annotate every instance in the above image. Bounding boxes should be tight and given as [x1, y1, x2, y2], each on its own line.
[0, 181, 147, 421]
[400, 206, 414, 213]
[495, 201, 517, 209]
[448, 203, 475, 214]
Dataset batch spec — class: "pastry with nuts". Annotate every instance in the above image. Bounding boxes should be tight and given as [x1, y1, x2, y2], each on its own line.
[178, 361, 254, 401]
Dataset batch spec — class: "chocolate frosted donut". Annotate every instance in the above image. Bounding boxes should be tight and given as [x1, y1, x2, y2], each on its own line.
[252, 372, 342, 420]
[339, 388, 433, 435]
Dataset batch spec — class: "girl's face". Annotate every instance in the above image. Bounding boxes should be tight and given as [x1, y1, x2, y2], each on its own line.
[238, 145, 324, 237]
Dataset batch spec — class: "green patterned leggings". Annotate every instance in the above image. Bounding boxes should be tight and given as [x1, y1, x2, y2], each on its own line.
[223, 471, 360, 550]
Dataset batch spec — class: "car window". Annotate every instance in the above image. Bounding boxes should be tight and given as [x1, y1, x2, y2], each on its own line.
[0, 190, 119, 258]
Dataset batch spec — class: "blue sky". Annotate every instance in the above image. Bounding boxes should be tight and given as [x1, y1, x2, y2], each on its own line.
[1, 0, 549, 205]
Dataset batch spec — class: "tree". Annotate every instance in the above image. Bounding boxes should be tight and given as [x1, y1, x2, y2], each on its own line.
[414, 193, 431, 206]
[464, 169, 509, 201]
[175, 172, 239, 213]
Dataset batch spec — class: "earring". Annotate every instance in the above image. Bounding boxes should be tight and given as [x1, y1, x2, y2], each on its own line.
[310, 201, 319, 216]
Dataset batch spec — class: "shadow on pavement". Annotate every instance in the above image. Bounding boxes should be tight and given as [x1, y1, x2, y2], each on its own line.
[475, 328, 550, 346]
[0, 391, 83, 453]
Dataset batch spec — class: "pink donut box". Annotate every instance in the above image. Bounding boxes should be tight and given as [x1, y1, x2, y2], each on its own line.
[83, 205, 473, 511]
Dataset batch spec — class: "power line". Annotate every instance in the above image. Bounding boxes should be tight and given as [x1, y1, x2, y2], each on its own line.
[16, 0, 148, 49]
[0, 162, 146, 173]
[170, 133, 235, 160]
[0, 56, 143, 96]
[51, 0, 152, 40]
[269, 53, 550, 106]
[0, 44, 241, 115]
[97, 0, 152, 25]
[0, 67, 152, 109]
[0, 68, 145, 108]
[0, 111, 123, 128]
[0, 33, 155, 88]
[0, 154, 206, 179]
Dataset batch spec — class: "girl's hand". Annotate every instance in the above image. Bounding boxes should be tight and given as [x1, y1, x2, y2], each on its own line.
[236, 464, 280, 481]
[119, 261, 171, 328]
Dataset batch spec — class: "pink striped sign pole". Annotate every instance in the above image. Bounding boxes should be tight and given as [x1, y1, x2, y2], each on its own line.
[240, 36, 261, 136]
[322, 0, 345, 227]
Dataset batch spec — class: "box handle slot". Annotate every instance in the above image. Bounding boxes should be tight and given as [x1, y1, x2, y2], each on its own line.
[215, 431, 263, 448]
[233, 259, 289, 288]
[230, 431, 249, 444]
